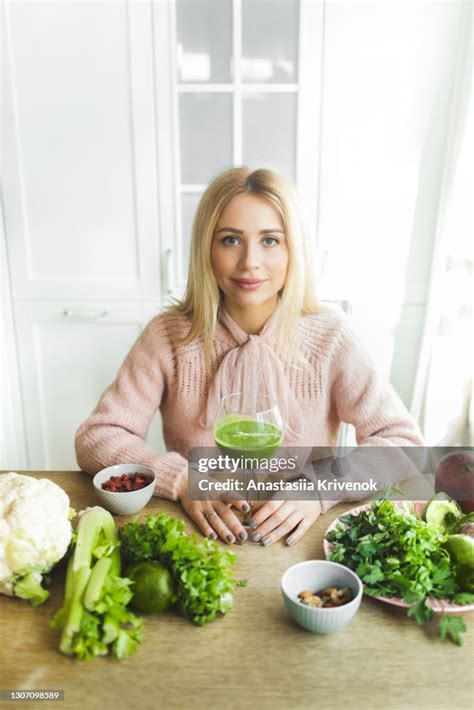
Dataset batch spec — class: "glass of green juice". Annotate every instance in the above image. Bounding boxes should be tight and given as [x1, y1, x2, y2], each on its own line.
[213, 393, 284, 524]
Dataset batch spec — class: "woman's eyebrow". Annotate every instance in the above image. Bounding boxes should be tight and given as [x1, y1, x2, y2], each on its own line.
[215, 227, 285, 234]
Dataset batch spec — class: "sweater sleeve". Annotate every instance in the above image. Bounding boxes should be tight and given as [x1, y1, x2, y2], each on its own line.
[330, 317, 424, 446]
[304, 316, 430, 507]
[74, 317, 187, 500]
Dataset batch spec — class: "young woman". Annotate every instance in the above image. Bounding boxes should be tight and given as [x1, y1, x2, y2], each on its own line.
[75, 167, 423, 546]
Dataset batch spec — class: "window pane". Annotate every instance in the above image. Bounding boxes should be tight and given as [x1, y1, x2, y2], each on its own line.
[242, 93, 296, 180]
[176, 0, 233, 83]
[179, 93, 233, 183]
[242, 0, 299, 83]
[181, 193, 202, 278]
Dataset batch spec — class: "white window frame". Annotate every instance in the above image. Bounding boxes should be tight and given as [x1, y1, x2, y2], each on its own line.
[152, 0, 324, 301]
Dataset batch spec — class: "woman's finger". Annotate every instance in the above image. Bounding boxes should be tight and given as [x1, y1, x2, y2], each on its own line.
[255, 510, 303, 547]
[185, 503, 217, 540]
[191, 507, 218, 540]
[285, 518, 313, 546]
[248, 499, 284, 530]
[215, 501, 248, 542]
[180, 492, 238, 542]
[223, 499, 251, 514]
[205, 507, 237, 544]
[250, 501, 295, 542]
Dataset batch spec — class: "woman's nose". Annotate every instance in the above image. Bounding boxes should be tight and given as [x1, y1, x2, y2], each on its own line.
[238, 244, 261, 271]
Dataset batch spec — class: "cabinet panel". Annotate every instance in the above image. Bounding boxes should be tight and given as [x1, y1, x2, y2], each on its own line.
[6, 2, 137, 282]
[14, 302, 165, 470]
[4, 2, 161, 301]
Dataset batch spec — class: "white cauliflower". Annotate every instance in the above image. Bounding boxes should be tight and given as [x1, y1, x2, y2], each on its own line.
[0, 472, 73, 605]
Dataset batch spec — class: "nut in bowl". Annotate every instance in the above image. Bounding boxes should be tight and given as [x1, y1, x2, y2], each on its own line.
[92, 464, 156, 515]
[281, 560, 363, 634]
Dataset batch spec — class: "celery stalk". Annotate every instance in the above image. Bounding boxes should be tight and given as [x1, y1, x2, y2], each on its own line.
[72, 507, 118, 573]
[60, 565, 91, 654]
[108, 546, 121, 577]
[52, 505, 142, 660]
[84, 557, 112, 611]
[51, 554, 75, 630]
[102, 614, 119, 644]
[57, 508, 116, 654]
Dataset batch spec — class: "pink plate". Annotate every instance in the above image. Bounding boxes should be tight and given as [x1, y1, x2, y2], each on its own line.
[323, 501, 474, 615]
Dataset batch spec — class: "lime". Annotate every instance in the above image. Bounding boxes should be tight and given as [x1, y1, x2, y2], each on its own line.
[126, 561, 176, 614]
[445, 534, 474, 593]
[422, 494, 462, 532]
[445, 534, 474, 567]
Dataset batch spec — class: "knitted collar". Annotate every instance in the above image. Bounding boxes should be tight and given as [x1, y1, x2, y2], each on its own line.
[199, 299, 304, 440]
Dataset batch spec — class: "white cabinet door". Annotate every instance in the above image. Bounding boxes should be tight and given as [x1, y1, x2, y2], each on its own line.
[13, 302, 165, 470]
[3, 1, 161, 302]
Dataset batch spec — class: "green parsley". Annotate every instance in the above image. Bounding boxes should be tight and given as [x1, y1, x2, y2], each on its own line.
[119, 513, 244, 626]
[325, 500, 474, 645]
[439, 615, 467, 645]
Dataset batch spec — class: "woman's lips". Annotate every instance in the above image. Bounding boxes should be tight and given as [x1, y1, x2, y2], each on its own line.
[232, 279, 266, 290]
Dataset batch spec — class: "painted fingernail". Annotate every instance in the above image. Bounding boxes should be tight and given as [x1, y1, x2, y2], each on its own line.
[209, 532, 217, 540]
[238, 531, 246, 540]
[226, 534, 235, 543]
[251, 533, 261, 542]
[286, 537, 294, 546]
[262, 536, 271, 546]
[248, 520, 258, 529]
[241, 503, 250, 513]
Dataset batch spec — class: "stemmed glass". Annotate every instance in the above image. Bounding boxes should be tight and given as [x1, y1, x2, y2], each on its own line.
[213, 392, 284, 525]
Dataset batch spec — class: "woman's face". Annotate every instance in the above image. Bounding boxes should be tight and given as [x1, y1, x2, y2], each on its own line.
[211, 192, 289, 312]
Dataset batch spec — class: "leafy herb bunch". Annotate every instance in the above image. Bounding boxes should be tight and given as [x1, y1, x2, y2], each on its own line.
[325, 500, 474, 644]
[119, 513, 245, 626]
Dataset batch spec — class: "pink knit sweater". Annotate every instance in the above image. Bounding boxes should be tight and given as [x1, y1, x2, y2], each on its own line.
[75, 306, 424, 500]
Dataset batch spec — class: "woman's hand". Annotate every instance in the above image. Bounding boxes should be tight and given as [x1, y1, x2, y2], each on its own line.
[245, 499, 323, 546]
[179, 488, 251, 544]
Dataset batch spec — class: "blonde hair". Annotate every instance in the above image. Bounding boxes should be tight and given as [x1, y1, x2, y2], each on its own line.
[164, 167, 320, 373]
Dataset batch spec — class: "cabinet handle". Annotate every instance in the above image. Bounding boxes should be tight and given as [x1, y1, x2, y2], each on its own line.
[62, 309, 109, 319]
[162, 248, 175, 295]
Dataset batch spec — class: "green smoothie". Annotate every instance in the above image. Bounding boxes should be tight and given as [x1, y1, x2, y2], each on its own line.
[214, 418, 284, 461]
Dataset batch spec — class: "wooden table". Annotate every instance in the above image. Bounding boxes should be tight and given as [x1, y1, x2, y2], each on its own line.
[1, 471, 473, 710]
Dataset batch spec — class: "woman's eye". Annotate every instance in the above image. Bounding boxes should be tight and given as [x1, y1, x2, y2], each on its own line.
[220, 235, 280, 246]
[222, 236, 240, 246]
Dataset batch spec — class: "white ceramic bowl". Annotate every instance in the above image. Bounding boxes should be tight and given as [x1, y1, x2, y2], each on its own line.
[92, 464, 156, 515]
[281, 560, 363, 634]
